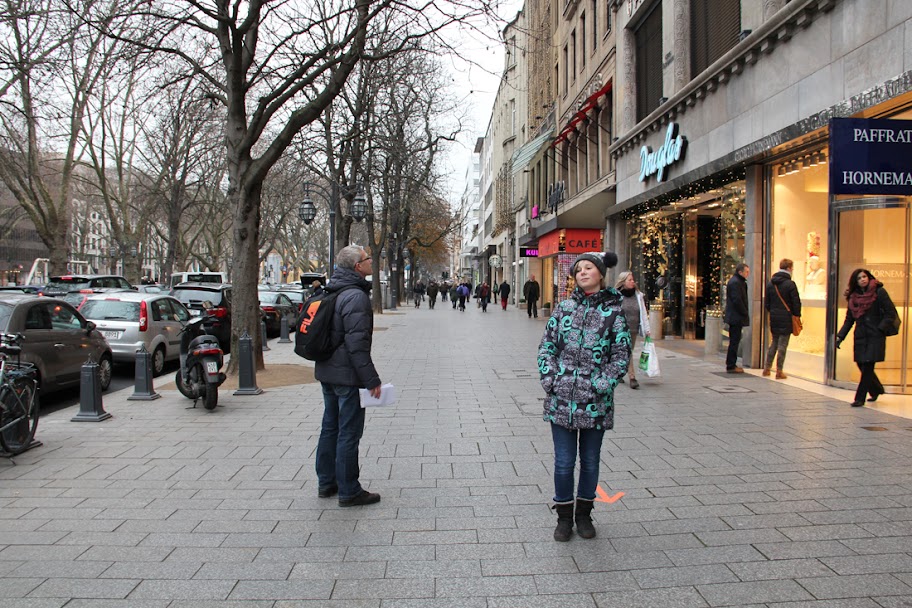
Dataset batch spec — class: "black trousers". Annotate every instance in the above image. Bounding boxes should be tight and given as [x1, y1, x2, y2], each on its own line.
[855, 361, 884, 403]
[527, 299, 538, 318]
[726, 324, 743, 369]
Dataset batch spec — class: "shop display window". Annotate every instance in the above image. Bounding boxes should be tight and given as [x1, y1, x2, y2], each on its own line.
[770, 152, 829, 383]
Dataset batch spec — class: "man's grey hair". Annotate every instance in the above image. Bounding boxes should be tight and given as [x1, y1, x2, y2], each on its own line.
[336, 245, 365, 269]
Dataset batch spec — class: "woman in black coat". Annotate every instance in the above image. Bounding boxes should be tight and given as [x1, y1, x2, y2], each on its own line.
[836, 269, 899, 407]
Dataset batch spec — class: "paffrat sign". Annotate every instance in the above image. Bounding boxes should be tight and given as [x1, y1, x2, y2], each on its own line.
[639, 123, 688, 183]
[829, 118, 912, 195]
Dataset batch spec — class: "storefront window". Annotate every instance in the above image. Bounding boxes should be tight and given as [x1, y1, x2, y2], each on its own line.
[769, 151, 829, 383]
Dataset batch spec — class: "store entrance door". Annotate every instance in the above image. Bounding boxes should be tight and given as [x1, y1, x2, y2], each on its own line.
[831, 200, 910, 394]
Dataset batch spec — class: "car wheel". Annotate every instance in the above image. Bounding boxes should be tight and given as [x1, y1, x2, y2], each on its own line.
[98, 354, 113, 391]
[152, 346, 166, 377]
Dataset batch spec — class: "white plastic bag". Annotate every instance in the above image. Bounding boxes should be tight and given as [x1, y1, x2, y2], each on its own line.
[641, 337, 660, 378]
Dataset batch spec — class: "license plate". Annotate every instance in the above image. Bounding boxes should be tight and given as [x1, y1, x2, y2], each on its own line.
[189, 309, 201, 316]
[102, 330, 121, 339]
[206, 361, 218, 374]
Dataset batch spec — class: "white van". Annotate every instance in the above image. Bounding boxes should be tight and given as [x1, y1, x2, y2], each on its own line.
[169, 272, 227, 289]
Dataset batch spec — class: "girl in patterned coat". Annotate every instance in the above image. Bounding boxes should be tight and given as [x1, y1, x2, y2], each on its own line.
[538, 251, 631, 542]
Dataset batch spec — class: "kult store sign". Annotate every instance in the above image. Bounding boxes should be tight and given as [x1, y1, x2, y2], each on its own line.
[829, 117, 912, 195]
[639, 122, 687, 183]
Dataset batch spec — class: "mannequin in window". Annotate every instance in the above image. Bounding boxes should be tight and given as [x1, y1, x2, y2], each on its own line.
[806, 256, 825, 286]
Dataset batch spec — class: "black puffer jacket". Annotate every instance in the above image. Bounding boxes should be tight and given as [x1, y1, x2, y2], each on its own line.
[314, 267, 381, 390]
[724, 273, 749, 326]
[837, 285, 897, 363]
[765, 270, 801, 335]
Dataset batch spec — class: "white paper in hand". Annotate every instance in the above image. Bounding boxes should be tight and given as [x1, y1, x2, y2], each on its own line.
[359, 383, 396, 408]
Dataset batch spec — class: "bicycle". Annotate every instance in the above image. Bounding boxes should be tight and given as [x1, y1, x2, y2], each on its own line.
[0, 333, 40, 456]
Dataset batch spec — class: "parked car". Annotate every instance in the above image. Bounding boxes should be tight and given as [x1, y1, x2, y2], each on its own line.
[275, 286, 308, 313]
[169, 283, 233, 352]
[169, 272, 227, 289]
[41, 274, 134, 298]
[0, 285, 43, 294]
[136, 284, 166, 293]
[80, 293, 192, 376]
[61, 288, 133, 310]
[258, 291, 297, 337]
[0, 294, 113, 393]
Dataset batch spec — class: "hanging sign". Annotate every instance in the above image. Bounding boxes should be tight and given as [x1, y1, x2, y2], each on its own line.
[829, 118, 912, 195]
[538, 229, 603, 257]
[519, 247, 539, 257]
[639, 122, 687, 183]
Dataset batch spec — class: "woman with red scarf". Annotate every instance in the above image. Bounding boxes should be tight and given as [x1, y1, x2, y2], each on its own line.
[836, 269, 899, 407]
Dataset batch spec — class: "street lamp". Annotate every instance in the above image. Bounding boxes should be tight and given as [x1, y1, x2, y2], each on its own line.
[299, 181, 367, 273]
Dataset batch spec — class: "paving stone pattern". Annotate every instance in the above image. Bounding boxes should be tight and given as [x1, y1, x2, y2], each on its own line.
[1, 303, 911, 607]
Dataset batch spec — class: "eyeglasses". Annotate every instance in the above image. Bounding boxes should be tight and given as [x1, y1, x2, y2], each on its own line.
[358, 256, 371, 264]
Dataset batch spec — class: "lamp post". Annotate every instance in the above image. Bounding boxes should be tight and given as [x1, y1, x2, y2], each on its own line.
[299, 181, 367, 273]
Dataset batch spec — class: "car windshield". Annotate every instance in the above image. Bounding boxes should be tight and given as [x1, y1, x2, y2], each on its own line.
[80, 300, 140, 321]
[0, 302, 13, 331]
[259, 293, 280, 304]
[171, 288, 225, 306]
[46, 278, 90, 290]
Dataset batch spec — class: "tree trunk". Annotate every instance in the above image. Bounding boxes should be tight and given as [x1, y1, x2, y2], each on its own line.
[49, 220, 70, 276]
[226, 181, 265, 373]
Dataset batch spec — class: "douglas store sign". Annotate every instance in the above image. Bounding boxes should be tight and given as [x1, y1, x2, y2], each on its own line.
[830, 117, 912, 195]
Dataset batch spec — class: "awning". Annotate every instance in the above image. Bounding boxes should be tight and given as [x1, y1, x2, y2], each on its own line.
[511, 133, 554, 175]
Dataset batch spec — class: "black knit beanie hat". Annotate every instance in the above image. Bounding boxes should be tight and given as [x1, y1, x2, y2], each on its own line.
[572, 251, 619, 278]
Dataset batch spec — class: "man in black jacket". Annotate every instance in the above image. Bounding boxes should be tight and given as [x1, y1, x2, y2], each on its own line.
[724, 263, 750, 373]
[524, 274, 540, 318]
[314, 245, 383, 507]
[764, 258, 801, 379]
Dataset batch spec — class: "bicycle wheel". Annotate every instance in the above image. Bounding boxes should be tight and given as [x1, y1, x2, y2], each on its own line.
[0, 377, 39, 455]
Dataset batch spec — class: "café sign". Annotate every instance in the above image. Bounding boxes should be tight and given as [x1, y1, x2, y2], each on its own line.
[639, 123, 687, 183]
[829, 118, 912, 195]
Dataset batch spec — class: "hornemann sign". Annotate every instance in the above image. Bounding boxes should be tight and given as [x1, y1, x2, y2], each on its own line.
[829, 118, 912, 195]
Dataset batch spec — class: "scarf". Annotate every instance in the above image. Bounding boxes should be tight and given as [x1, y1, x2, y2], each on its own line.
[620, 287, 636, 298]
[848, 279, 879, 319]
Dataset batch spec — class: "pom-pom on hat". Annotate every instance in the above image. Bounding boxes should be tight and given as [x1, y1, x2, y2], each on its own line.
[572, 251, 618, 278]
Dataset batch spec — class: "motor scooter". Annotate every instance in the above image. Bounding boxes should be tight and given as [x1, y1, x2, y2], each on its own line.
[175, 315, 225, 410]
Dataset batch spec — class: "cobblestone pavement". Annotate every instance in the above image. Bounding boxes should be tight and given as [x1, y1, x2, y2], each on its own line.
[2, 301, 912, 607]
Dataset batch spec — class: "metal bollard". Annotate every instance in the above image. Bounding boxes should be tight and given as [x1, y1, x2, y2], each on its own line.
[71, 357, 112, 422]
[260, 320, 271, 351]
[128, 344, 161, 401]
[233, 331, 263, 395]
[278, 315, 292, 344]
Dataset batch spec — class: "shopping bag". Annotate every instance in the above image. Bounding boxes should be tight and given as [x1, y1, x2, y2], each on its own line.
[638, 345, 650, 372]
[642, 337, 660, 378]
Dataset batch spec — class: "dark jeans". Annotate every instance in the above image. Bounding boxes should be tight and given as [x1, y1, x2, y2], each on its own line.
[726, 324, 743, 369]
[855, 361, 884, 403]
[550, 423, 605, 502]
[315, 383, 366, 500]
[765, 332, 791, 370]
[527, 299, 538, 318]
[458, 296, 466, 311]
[452, 297, 458, 309]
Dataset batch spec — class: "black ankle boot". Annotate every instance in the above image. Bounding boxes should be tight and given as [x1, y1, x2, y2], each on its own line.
[552, 502, 574, 542]
[575, 498, 596, 539]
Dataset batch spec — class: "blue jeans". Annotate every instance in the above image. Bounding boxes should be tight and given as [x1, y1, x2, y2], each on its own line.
[551, 423, 605, 502]
[315, 383, 365, 500]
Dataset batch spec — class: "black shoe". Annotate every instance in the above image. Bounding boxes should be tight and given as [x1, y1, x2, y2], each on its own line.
[339, 490, 381, 507]
[868, 390, 884, 402]
[317, 485, 338, 498]
[850, 401, 864, 407]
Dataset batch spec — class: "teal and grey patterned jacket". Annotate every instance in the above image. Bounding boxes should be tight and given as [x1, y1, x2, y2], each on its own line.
[538, 287, 631, 431]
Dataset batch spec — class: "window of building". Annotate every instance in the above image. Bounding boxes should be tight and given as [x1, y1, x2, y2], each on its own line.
[571, 30, 577, 80]
[606, 2, 612, 35]
[592, 0, 598, 50]
[635, 2, 662, 122]
[691, 0, 740, 76]
[580, 14, 586, 67]
[562, 46, 568, 94]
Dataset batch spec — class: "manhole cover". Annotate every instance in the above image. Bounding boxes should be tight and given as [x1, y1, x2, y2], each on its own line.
[706, 385, 755, 394]
[861, 426, 888, 431]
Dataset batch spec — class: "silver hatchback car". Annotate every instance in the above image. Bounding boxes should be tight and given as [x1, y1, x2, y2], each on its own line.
[80, 293, 192, 376]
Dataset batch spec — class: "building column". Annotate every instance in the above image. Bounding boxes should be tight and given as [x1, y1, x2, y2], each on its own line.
[621, 28, 637, 132]
[743, 164, 764, 370]
[673, 0, 690, 93]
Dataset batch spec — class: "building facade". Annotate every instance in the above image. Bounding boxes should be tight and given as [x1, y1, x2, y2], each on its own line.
[608, 0, 912, 393]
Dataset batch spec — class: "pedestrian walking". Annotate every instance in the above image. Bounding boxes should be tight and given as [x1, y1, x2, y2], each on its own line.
[615, 271, 650, 389]
[524, 274, 540, 318]
[498, 280, 511, 310]
[763, 258, 801, 379]
[538, 251, 630, 542]
[314, 245, 382, 507]
[441, 282, 449, 302]
[450, 283, 459, 309]
[836, 268, 900, 407]
[427, 281, 439, 309]
[479, 282, 491, 312]
[723, 263, 750, 373]
[413, 281, 425, 308]
[456, 282, 469, 311]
